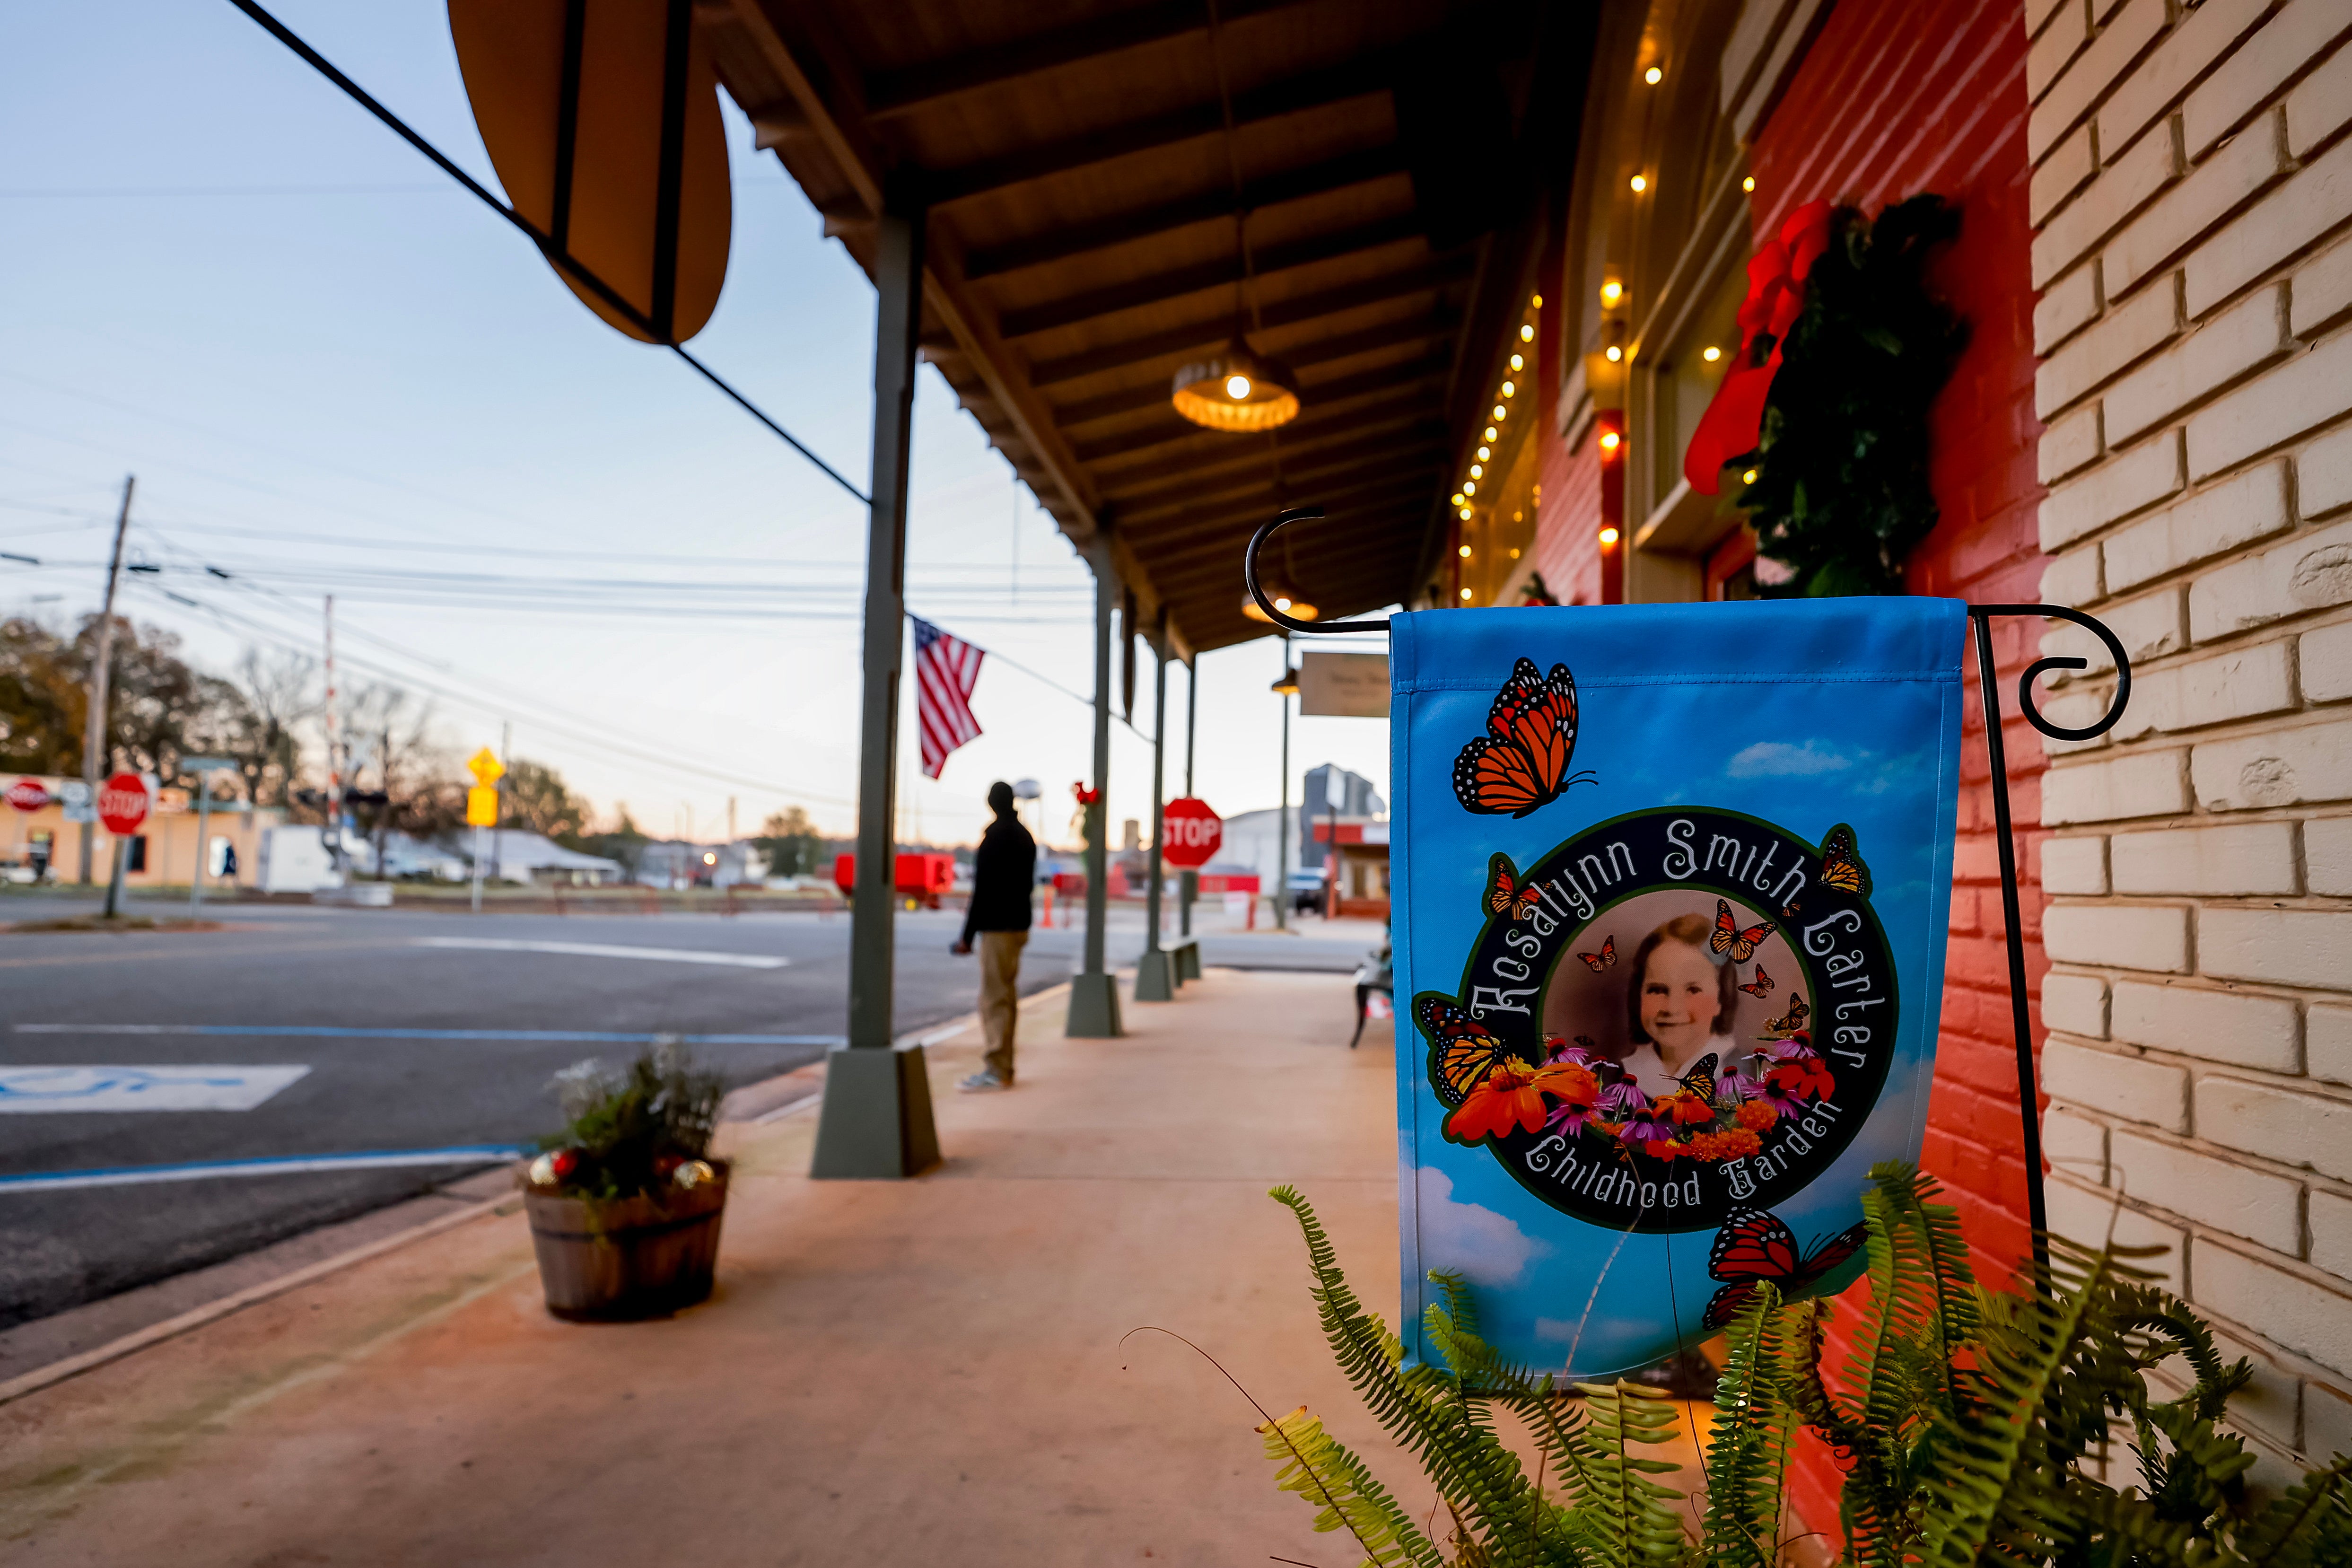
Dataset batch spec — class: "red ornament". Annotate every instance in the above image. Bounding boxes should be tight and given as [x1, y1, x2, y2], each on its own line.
[549, 1148, 582, 1180]
[653, 1153, 683, 1179]
[1684, 199, 1837, 495]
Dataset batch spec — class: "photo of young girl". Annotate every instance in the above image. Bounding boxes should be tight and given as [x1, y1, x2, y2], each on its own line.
[1618, 912, 1748, 1096]
[1541, 892, 1792, 1094]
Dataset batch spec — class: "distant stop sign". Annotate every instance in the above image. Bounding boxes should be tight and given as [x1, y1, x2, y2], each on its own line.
[1161, 797, 1222, 869]
[4, 779, 52, 813]
[98, 772, 151, 836]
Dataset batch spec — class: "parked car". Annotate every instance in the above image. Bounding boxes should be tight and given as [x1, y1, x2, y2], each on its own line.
[0, 856, 45, 886]
[1288, 869, 1326, 916]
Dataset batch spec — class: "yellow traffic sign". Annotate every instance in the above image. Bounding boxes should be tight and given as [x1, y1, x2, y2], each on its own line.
[467, 747, 505, 785]
[466, 785, 500, 828]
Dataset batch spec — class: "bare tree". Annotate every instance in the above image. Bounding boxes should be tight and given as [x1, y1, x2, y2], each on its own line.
[226, 648, 316, 808]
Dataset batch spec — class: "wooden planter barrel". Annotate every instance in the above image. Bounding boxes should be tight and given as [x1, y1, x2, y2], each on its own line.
[522, 1164, 728, 1322]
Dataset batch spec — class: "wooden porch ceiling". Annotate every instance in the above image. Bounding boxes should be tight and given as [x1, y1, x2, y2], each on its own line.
[706, 0, 1590, 654]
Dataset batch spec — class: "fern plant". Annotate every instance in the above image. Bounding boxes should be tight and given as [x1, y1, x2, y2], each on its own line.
[1258, 1165, 2350, 1567]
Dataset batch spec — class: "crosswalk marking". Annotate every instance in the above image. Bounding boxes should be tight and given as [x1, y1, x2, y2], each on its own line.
[0, 1065, 310, 1113]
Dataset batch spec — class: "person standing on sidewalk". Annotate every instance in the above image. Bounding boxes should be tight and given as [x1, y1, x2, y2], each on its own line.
[953, 780, 1035, 1092]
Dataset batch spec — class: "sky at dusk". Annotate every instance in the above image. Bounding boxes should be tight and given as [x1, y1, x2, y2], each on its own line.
[0, 0, 1393, 847]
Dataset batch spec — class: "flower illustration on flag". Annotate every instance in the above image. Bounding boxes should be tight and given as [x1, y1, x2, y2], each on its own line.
[911, 616, 985, 780]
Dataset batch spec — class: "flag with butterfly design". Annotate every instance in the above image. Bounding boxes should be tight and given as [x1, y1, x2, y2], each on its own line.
[1390, 597, 1965, 1375]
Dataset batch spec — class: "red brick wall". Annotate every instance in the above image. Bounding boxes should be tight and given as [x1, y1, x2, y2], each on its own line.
[1743, 0, 2047, 1540]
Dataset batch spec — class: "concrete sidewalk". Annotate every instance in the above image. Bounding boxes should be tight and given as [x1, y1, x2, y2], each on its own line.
[0, 970, 1407, 1567]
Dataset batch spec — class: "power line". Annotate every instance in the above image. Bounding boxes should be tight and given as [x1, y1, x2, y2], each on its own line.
[220, 0, 869, 505]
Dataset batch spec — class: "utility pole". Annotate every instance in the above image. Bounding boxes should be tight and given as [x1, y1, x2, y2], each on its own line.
[322, 596, 341, 877]
[79, 475, 134, 884]
[490, 719, 510, 883]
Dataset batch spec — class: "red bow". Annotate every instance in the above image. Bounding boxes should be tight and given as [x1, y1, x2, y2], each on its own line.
[1683, 199, 1836, 495]
[1071, 782, 1101, 806]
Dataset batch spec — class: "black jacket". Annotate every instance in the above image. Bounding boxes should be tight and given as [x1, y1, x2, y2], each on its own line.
[960, 813, 1036, 945]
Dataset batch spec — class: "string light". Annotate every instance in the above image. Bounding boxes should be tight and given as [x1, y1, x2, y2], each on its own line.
[1519, 323, 1535, 342]
[1742, 468, 1759, 484]
[1469, 464, 1483, 478]
[1501, 381, 1515, 397]
[1493, 403, 1507, 420]
[1463, 481, 1476, 495]
[1459, 505, 1473, 519]
[1451, 492, 1467, 507]
[1599, 525, 1621, 546]
[1644, 65, 1663, 84]
[1458, 544, 1473, 558]
[1599, 430, 1621, 453]
[1460, 588, 1473, 600]
[1629, 174, 1648, 193]
[1531, 294, 1543, 307]
[1743, 176, 1756, 193]
[1702, 346, 1722, 362]
[1508, 547, 1521, 559]
[1476, 445, 1490, 461]
[1484, 425, 1497, 441]
[1509, 353, 1524, 371]
[1600, 280, 1623, 307]
[1605, 346, 1623, 362]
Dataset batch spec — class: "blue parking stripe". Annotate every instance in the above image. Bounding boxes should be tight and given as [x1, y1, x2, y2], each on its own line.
[0, 1145, 532, 1193]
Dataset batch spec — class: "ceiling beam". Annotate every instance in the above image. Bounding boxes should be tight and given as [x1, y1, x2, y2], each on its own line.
[864, 0, 1307, 119]
[998, 216, 1426, 341]
[962, 147, 1408, 282]
[1026, 257, 1474, 387]
[1052, 313, 1458, 430]
[1145, 520, 1424, 598]
[1113, 434, 1446, 524]
[1132, 472, 1442, 555]
[1073, 353, 1452, 465]
[1100, 410, 1445, 500]
[924, 54, 1398, 205]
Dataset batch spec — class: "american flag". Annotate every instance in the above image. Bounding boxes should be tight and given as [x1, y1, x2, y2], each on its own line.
[911, 616, 985, 780]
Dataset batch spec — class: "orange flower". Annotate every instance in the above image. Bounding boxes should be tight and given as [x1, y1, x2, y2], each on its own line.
[1736, 1100, 1779, 1132]
[1769, 1057, 1836, 1102]
[1448, 1060, 1597, 1143]
[1649, 1139, 1692, 1162]
[1686, 1128, 1764, 1162]
[1664, 1090, 1717, 1126]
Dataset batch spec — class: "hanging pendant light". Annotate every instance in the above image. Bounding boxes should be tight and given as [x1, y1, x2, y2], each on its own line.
[1242, 587, 1317, 623]
[1174, 337, 1300, 432]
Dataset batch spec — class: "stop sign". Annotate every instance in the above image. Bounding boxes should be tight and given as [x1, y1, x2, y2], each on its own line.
[4, 779, 52, 813]
[1161, 797, 1223, 869]
[98, 772, 151, 836]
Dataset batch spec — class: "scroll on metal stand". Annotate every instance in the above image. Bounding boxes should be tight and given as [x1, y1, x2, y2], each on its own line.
[1246, 506, 2135, 1276]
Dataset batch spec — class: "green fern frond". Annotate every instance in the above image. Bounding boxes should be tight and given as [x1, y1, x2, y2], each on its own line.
[2236, 1454, 2352, 1567]
[1256, 1404, 1447, 1568]
[1554, 1381, 1687, 1568]
[1701, 1280, 1795, 1568]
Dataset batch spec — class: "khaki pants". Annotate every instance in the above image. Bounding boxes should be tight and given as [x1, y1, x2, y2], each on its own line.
[979, 929, 1027, 1082]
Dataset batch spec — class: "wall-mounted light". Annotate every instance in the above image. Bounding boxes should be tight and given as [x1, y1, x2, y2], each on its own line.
[1702, 346, 1722, 362]
[1599, 525, 1621, 546]
[1644, 65, 1663, 85]
[1629, 174, 1648, 193]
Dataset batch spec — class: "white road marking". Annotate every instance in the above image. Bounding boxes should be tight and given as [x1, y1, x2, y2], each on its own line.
[0, 1065, 310, 1112]
[408, 937, 788, 969]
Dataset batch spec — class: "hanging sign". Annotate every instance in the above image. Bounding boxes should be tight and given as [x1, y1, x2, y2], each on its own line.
[1390, 598, 1964, 1376]
[1297, 651, 1390, 717]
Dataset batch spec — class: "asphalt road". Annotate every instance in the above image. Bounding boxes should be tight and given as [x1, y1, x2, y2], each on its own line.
[0, 898, 1378, 1327]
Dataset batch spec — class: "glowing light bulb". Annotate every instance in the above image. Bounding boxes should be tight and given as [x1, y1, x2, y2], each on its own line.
[1462, 481, 1476, 495]
[1644, 65, 1663, 84]
[1458, 544, 1473, 558]
[1599, 525, 1621, 546]
[1484, 426, 1498, 441]
[1600, 280, 1623, 307]
[1519, 324, 1535, 342]
[1224, 374, 1251, 400]
[1509, 353, 1523, 371]
[1599, 430, 1621, 453]
[1459, 506, 1473, 519]
[1274, 596, 1291, 610]
[1451, 493, 1466, 507]
[1469, 464, 1483, 478]
[1742, 468, 1759, 485]
[1630, 174, 1648, 193]
[1460, 588, 1473, 601]
[1702, 345, 1722, 362]
[1743, 176, 1756, 193]
[1476, 446, 1490, 461]
[1508, 548, 1521, 559]
[1493, 404, 1507, 420]
[1605, 345, 1623, 362]
[1501, 381, 1515, 398]
[1531, 294, 1543, 307]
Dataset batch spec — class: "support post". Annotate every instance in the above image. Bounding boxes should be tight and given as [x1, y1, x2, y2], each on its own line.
[814, 192, 942, 1178]
[190, 772, 211, 916]
[1275, 637, 1290, 932]
[1066, 545, 1122, 1036]
[1134, 620, 1173, 1001]
[1179, 653, 1196, 941]
[79, 475, 133, 885]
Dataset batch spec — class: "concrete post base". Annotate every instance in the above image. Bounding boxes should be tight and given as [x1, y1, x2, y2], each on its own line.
[810, 1043, 940, 1179]
[1132, 949, 1175, 1002]
[1064, 972, 1123, 1037]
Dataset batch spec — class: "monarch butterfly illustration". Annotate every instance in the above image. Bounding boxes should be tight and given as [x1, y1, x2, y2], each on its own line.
[1485, 853, 1542, 921]
[1702, 1208, 1870, 1329]
[1451, 658, 1595, 817]
[1758, 995, 1812, 1040]
[1819, 823, 1871, 896]
[1418, 995, 1521, 1106]
[1676, 1052, 1721, 1106]
[1710, 899, 1774, 963]
[1578, 935, 1617, 972]
[1739, 963, 1776, 998]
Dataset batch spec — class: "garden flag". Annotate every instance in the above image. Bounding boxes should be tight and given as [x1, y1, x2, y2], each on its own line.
[1390, 597, 1966, 1375]
[911, 616, 985, 780]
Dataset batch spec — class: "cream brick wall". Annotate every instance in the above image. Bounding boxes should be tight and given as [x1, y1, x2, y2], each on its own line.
[2027, 0, 2352, 1471]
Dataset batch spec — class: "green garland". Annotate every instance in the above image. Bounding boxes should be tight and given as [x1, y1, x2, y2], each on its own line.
[1740, 194, 1965, 597]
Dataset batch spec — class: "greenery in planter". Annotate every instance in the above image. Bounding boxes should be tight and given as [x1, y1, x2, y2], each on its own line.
[1737, 196, 1965, 599]
[1254, 1165, 2349, 1566]
[530, 1042, 724, 1202]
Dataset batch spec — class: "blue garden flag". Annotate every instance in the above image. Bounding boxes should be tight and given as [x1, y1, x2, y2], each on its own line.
[1390, 597, 1967, 1375]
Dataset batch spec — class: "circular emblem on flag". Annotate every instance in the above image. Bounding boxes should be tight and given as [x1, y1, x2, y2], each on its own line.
[1415, 806, 1893, 1234]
